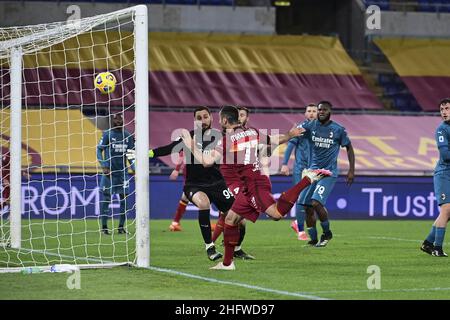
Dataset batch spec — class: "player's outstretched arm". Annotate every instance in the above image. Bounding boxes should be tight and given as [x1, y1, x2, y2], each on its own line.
[126, 137, 183, 169]
[280, 140, 296, 175]
[270, 126, 304, 146]
[180, 129, 221, 167]
[126, 149, 154, 161]
[346, 143, 355, 185]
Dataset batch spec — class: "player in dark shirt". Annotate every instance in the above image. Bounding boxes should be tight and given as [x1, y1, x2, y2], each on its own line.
[97, 113, 135, 235]
[140, 107, 252, 261]
[421, 98, 450, 257]
[182, 105, 331, 270]
[1, 141, 30, 210]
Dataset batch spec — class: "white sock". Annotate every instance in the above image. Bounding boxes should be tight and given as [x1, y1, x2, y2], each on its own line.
[205, 242, 214, 250]
[234, 245, 241, 252]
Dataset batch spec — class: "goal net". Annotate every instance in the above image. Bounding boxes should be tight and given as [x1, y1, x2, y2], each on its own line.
[0, 5, 149, 272]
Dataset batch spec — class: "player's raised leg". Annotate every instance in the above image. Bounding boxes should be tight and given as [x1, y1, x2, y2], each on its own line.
[275, 169, 332, 217]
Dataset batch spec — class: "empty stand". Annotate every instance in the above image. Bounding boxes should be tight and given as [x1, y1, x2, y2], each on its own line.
[375, 38, 450, 111]
[1, 32, 382, 110]
[378, 73, 422, 111]
[364, 0, 450, 12]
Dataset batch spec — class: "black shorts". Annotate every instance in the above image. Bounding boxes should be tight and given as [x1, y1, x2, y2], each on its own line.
[183, 181, 234, 212]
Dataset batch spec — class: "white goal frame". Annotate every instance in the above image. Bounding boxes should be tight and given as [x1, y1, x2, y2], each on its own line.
[0, 5, 149, 272]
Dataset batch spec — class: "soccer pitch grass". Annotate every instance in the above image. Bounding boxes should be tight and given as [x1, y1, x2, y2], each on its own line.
[1, 219, 449, 300]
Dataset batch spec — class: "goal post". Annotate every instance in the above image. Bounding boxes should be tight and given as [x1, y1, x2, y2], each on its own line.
[0, 5, 149, 272]
[134, 5, 150, 269]
[9, 46, 22, 250]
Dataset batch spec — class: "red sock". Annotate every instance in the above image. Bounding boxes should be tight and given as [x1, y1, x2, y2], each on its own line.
[276, 176, 311, 216]
[223, 223, 240, 266]
[173, 200, 188, 223]
[212, 214, 226, 242]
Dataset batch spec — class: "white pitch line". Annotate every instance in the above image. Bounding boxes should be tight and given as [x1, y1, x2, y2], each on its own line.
[309, 287, 450, 295]
[146, 265, 329, 300]
[368, 236, 422, 242]
[9, 247, 328, 300]
[367, 236, 450, 245]
[12, 235, 450, 299]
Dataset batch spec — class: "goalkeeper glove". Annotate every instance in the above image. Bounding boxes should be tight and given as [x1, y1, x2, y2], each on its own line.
[126, 149, 154, 161]
[126, 149, 136, 161]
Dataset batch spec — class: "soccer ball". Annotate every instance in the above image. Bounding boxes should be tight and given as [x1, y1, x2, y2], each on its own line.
[94, 72, 116, 94]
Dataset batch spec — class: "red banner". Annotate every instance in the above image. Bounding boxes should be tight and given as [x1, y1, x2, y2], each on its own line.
[124, 111, 442, 176]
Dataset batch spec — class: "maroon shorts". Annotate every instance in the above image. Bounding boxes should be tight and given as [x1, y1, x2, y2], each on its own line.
[1, 175, 9, 202]
[227, 182, 242, 197]
[230, 178, 275, 223]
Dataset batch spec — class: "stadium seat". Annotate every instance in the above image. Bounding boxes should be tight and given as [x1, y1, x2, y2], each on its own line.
[378, 73, 395, 86]
[416, 0, 450, 12]
[377, 72, 423, 111]
[199, 0, 234, 5]
[418, 0, 436, 12]
[365, 0, 390, 10]
[440, 0, 450, 12]
[392, 94, 422, 111]
[164, 0, 197, 4]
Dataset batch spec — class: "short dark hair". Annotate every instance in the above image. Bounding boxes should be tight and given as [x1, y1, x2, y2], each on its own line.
[439, 98, 450, 107]
[317, 101, 332, 109]
[111, 112, 123, 121]
[194, 106, 211, 117]
[237, 106, 250, 116]
[220, 105, 239, 124]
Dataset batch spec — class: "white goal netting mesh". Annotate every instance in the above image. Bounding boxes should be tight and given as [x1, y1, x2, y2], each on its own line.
[0, 8, 144, 270]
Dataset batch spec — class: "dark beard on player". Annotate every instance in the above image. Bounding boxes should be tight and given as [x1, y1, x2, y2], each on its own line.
[111, 122, 122, 130]
[319, 114, 330, 123]
[201, 123, 211, 132]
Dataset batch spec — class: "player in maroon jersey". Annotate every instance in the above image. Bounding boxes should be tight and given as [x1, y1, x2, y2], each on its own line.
[1, 144, 11, 209]
[211, 106, 254, 260]
[181, 105, 331, 270]
[1, 141, 31, 209]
